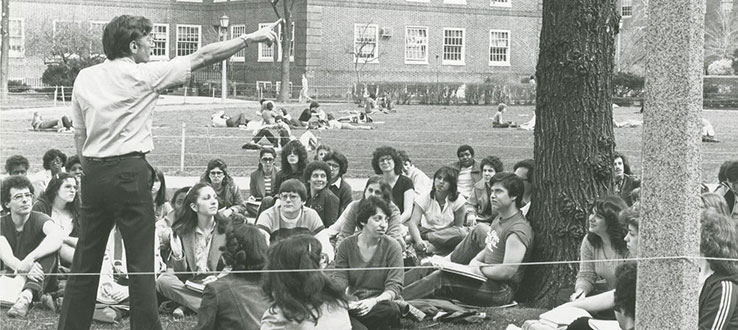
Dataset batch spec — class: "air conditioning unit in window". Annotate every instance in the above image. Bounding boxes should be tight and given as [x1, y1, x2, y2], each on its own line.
[381, 27, 393, 38]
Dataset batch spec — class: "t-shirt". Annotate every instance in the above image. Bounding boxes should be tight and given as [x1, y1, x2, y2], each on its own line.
[391, 175, 414, 214]
[457, 166, 474, 198]
[51, 209, 74, 236]
[256, 205, 324, 243]
[416, 192, 466, 230]
[0, 211, 52, 264]
[481, 211, 533, 284]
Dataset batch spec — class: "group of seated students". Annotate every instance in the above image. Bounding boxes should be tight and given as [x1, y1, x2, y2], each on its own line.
[1, 143, 737, 330]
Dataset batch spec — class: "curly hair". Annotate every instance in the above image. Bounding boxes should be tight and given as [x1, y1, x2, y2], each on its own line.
[42, 149, 67, 171]
[613, 152, 632, 176]
[701, 192, 730, 217]
[456, 145, 474, 158]
[281, 140, 309, 176]
[371, 146, 402, 175]
[1, 175, 34, 212]
[38, 173, 80, 229]
[356, 196, 392, 230]
[201, 158, 234, 187]
[220, 223, 268, 274]
[430, 166, 460, 202]
[586, 195, 629, 256]
[262, 235, 348, 324]
[64, 155, 81, 172]
[322, 151, 348, 178]
[613, 262, 637, 319]
[480, 156, 504, 173]
[700, 210, 738, 276]
[5, 155, 29, 174]
[303, 161, 332, 191]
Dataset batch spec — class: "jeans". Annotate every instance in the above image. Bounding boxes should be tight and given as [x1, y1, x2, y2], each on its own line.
[58, 156, 160, 330]
[350, 300, 401, 330]
[252, 128, 289, 148]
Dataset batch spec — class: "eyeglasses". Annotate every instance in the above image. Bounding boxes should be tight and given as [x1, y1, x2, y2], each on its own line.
[11, 193, 34, 202]
[209, 170, 224, 176]
[50, 158, 63, 166]
[279, 193, 301, 201]
[379, 157, 393, 164]
[261, 158, 275, 162]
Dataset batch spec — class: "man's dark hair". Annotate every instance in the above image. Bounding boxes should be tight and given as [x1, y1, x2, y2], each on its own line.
[42, 149, 68, 171]
[103, 15, 153, 60]
[323, 151, 348, 178]
[1, 175, 34, 212]
[356, 196, 392, 230]
[513, 159, 535, 184]
[5, 155, 29, 174]
[725, 160, 738, 183]
[480, 156, 504, 173]
[613, 262, 637, 320]
[489, 172, 525, 209]
[613, 152, 633, 176]
[303, 161, 332, 189]
[397, 150, 412, 164]
[456, 145, 474, 158]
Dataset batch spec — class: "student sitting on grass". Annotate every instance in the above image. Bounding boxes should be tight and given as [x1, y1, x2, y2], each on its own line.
[32, 173, 80, 267]
[698, 210, 738, 330]
[492, 103, 517, 128]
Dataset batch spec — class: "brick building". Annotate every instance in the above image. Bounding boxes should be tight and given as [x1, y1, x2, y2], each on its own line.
[4, 0, 542, 95]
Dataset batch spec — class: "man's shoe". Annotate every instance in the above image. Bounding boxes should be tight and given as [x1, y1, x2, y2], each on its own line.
[172, 306, 185, 319]
[7, 294, 32, 318]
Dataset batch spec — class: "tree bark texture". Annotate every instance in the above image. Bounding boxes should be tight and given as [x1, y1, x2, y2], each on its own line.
[1, 0, 10, 103]
[519, 0, 620, 307]
[277, 0, 293, 103]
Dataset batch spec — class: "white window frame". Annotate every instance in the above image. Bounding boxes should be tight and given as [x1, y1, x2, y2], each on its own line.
[176, 24, 201, 57]
[406, 0, 430, 2]
[8, 18, 24, 58]
[405, 26, 428, 64]
[231, 24, 247, 62]
[621, 0, 633, 17]
[354, 23, 379, 64]
[52, 20, 81, 36]
[275, 81, 293, 93]
[151, 24, 169, 60]
[175, 0, 202, 2]
[490, 0, 511, 7]
[442, 28, 465, 66]
[489, 29, 511, 67]
[257, 22, 294, 62]
[443, 0, 467, 4]
[213, 0, 227, 2]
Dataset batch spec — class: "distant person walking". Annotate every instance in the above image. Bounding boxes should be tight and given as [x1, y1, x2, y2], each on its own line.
[58, 15, 280, 330]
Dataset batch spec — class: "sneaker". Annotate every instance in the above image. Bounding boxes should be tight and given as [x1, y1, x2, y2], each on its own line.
[7, 294, 32, 318]
[397, 300, 426, 322]
[242, 142, 261, 150]
[172, 306, 185, 320]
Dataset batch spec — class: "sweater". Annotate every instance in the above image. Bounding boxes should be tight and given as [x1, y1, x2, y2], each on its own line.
[575, 237, 630, 294]
[332, 234, 404, 300]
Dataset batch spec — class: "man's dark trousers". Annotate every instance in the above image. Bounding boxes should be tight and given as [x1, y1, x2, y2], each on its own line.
[58, 156, 161, 330]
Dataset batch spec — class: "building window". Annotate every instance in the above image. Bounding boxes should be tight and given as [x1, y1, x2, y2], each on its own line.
[443, 0, 467, 4]
[405, 26, 428, 64]
[8, 18, 24, 58]
[406, 0, 430, 2]
[721, 0, 733, 13]
[442, 28, 465, 65]
[152, 24, 169, 60]
[490, 0, 511, 7]
[231, 24, 246, 62]
[621, 0, 633, 17]
[489, 30, 510, 66]
[258, 22, 294, 62]
[354, 23, 379, 63]
[176, 25, 201, 56]
[88, 21, 107, 56]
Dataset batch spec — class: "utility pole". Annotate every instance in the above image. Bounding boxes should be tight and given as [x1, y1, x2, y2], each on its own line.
[1, 0, 10, 103]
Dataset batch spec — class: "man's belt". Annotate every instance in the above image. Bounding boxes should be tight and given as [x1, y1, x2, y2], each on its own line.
[86, 152, 147, 162]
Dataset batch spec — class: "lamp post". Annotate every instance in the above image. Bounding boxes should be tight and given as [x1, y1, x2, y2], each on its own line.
[217, 15, 229, 101]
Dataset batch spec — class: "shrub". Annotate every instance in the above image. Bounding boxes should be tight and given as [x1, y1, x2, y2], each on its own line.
[613, 72, 645, 97]
[8, 80, 30, 93]
[41, 55, 105, 87]
[707, 59, 734, 75]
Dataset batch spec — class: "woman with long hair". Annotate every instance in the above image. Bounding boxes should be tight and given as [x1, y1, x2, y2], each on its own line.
[32, 172, 79, 265]
[698, 210, 738, 330]
[275, 140, 309, 190]
[193, 223, 270, 330]
[261, 235, 351, 329]
[303, 161, 340, 227]
[571, 196, 630, 301]
[152, 167, 174, 226]
[612, 152, 640, 206]
[407, 166, 467, 253]
[247, 149, 278, 217]
[333, 197, 403, 330]
[701, 192, 731, 217]
[371, 146, 414, 224]
[201, 159, 246, 219]
[157, 183, 229, 319]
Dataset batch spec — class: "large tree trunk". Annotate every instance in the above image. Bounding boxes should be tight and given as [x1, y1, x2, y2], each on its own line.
[518, 0, 619, 307]
[1, 0, 10, 103]
[277, 0, 292, 103]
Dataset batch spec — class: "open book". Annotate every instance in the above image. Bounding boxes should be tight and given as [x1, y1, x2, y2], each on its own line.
[185, 270, 230, 293]
[425, 255, 487, 282]
[0, 276, 25, 306]
[538, 306, 592, 329]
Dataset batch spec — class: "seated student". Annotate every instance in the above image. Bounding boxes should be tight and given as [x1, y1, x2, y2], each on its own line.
[193, 223, 270, 330]
[466, 156, 504, 225]
[32, 173, 79, 267]
[407, 166, 467, 254]
[31, 112, 73, 132]
[571, 196, 630, 302]
[278, 107, 303, 128]
[157, 183, 228, 319]
[64, 155, 84, 185]
[333, 197, 403, 330]
[372, 146, 415, 225]
[566, 262, 638, 330]
[699, 210, 738, 330]
[304, 161, 340, 227]
[210, 110, 250, 128]
[403, 172, 533, 307]
[31, 148, 67, 198]
[701, 192, 731, 217]
[513, 159, 535, 215]
[248, 149, 278, 217]
[152, 167, 174, 227]
[5, 155, 30, 176]
[399, 150, 432, 197]
[451, 145, 481, 199]
[714, 160, 737, 221]
[492, 103, 517, 128]
[256, 179, 325, 244]
[261, 235, 352, 329]
[242, 102, 290, 150]
[325, 113, 373, 130]
[0, 175, 64, 318]
[317, 176, 404, 260]
[200, 159, 247, 220]
[701, 118, 719, 142]
[323, 151, 353, 215]
[314, 144, 331, 161]
[612, 152, 640, 207]
[298, 100, 320, 126]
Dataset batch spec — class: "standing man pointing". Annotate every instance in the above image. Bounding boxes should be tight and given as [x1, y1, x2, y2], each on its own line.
[57, 15, 281, 330]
